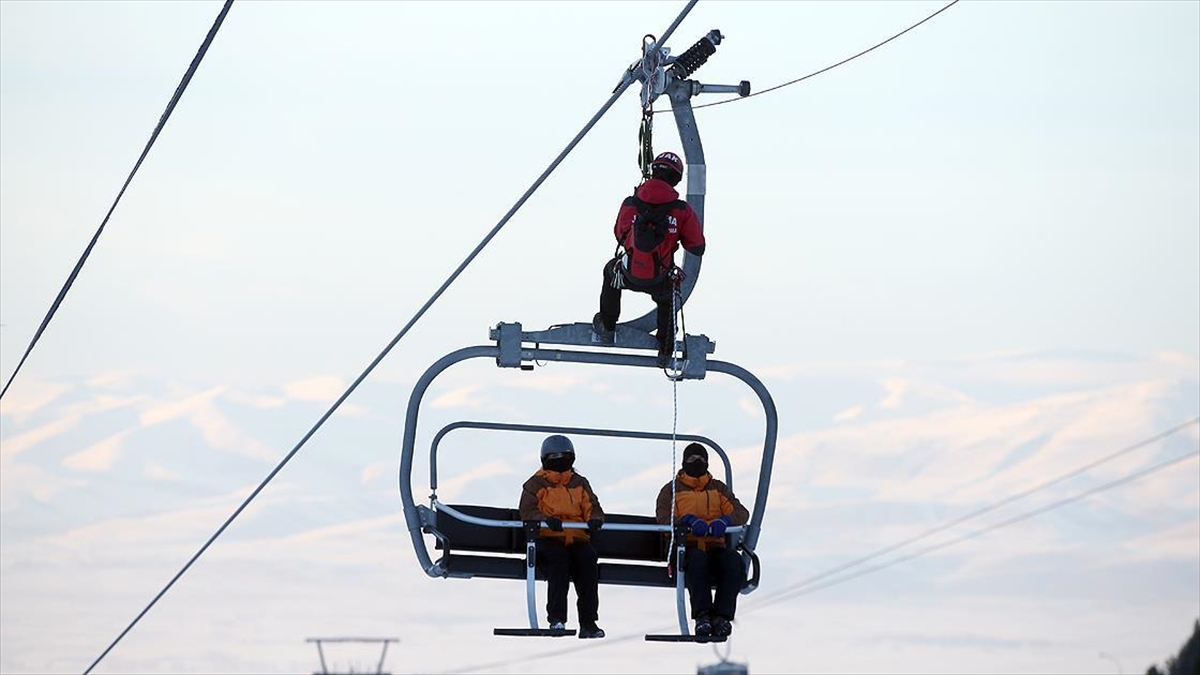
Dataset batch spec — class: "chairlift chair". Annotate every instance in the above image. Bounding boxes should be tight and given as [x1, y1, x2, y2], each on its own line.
[396, 28, 769, 642]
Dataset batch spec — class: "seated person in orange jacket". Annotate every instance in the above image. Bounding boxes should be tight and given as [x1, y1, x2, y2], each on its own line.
[656, 442, 749, 638]
[519, 434, 606, 639]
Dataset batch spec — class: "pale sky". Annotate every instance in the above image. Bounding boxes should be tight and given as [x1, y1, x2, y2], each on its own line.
[1, 2, 1198, 674]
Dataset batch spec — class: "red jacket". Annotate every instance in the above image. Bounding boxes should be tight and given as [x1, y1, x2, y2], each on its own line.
[614, 178, 705, 282]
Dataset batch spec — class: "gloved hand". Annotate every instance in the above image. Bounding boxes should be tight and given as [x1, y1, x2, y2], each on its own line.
[588, 518, 604, 535]
[708, 515, 733, 538]
[679, 514, 708, 537]
[544, 516, 564, 532]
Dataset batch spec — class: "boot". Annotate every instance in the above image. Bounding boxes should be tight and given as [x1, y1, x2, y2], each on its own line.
[579, 622, 606, 639]
[592, 313, 615, 345]
[713, 615, 733, 638]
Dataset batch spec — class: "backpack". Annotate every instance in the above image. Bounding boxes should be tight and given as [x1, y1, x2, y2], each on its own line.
[623, 196, 686, 282]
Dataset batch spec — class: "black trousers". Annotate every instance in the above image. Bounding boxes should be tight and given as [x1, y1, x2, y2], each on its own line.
[598, 259, 674, 344]
[683, 546, 744, 620]
[538, 539, 600, 624]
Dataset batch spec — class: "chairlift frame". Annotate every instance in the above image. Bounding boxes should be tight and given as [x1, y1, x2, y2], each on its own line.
[397, 325, 777, 639]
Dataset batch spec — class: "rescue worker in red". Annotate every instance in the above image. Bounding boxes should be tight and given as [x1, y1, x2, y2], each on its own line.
[519, 434, 606, 639]
[592, 150, 705, 367]
[655, 442, 749, 638]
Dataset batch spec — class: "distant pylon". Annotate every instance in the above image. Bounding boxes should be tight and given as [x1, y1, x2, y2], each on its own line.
[305, 637, 399, 675]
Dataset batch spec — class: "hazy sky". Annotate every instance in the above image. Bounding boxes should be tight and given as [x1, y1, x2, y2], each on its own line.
[1, 2, 1197, 674]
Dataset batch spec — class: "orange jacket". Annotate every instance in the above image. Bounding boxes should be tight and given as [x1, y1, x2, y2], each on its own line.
[656, 471, 749, 551]
[519, 469, 605, 546]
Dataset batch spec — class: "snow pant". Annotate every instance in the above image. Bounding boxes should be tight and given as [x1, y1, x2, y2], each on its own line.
[683, 546, 744, 620]
[537, 538, 600, 624]
[598, 259, 674, 346]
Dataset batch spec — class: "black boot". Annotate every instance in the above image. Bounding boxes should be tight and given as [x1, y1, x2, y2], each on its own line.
[592, 313, 615, 345]
[579, 622, 606, 639]
[713, 615, 733, 638]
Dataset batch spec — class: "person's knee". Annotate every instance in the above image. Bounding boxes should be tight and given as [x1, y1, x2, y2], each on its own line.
[578, 544, 598, 565]
[540, 543, 568, 564]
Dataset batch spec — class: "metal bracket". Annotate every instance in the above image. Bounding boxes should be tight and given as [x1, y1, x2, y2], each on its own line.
[489, 322, 716, 380]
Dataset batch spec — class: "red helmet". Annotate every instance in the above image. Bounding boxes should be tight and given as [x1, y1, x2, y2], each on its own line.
[651, 151, 684, 176]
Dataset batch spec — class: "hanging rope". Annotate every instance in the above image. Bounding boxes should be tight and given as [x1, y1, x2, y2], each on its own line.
[665, 287, 681, 576]
[638, 112, 654, 181]
[662, 263, 691, 571]
[665, 269, 687, 379]
[0, 0, 235, 402]
[637, 34, 659, 181]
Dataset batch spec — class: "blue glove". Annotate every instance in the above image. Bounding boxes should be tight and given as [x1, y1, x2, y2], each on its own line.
[708, 515, 733, 538]
[679, 514, 708, 536]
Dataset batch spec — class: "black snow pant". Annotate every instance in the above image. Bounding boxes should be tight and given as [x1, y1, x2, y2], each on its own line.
[598, 259, 674, 346]
[538, 539, 600, 625]
[683, 546, 744, 620]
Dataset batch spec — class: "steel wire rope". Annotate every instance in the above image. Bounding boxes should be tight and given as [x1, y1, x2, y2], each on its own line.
[81, 2, 701, 672]
[431, 418, 1200, 674]
[750, 448, 1200, 610]
[757, 415, 1200, 600]
[679, 0, 961, 114]
[0, 0, 235, 402]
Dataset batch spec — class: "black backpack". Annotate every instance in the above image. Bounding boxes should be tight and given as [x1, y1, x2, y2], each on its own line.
[628, 196, 684, 253]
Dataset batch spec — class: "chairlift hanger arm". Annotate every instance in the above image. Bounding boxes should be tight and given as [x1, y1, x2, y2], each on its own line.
[623, 28, 751, 331]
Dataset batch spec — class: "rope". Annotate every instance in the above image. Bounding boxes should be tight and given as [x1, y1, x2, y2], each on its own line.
[753, 448, 1200, 609]
[82, 35, 648, 675]
[638, 35, 657, 181]
[666, 277, 681, 573]
[757, 415, 1200, 603]
[83, 1, 702, 669]
[689, 0, 961, 112]
[0, 0, 235, 403]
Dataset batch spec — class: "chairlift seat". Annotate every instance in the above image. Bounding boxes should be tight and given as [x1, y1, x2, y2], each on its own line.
[433, 505, 676, 588]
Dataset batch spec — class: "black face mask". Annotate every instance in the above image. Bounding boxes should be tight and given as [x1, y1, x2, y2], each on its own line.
[683, 461, 708, 478]
[542, 456, 574, 473]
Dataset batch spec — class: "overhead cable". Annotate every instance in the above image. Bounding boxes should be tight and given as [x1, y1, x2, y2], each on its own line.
[0, 0, 235, 402]
[690, 0, 960, 112]
[81, 2, 700, 672]
[751, 448, 1200, 608]
[761, 415, 1200, 601]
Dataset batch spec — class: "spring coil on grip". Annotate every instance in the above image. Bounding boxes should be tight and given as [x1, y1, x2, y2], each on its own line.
[669, 29, 723, 79]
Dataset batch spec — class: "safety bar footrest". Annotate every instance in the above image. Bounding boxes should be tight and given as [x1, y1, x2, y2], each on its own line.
[645, 634, 728, 643]
[494, 627, 576, 637]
